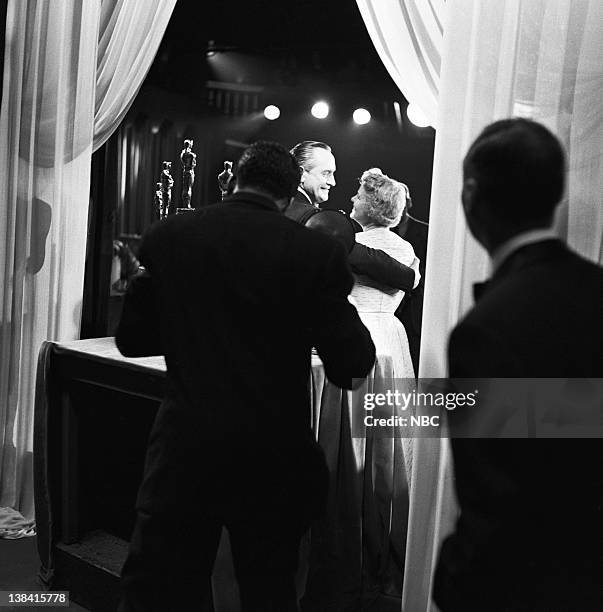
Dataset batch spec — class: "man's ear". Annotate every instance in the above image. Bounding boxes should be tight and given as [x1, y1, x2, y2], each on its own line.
[298, 167, 306, 187]
[461, 177, 492, 250]
[461, 177, 477, 216]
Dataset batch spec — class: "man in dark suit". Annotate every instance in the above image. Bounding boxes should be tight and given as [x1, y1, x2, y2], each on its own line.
[116, 141, 376, 611]
[433, 118, 603, 611]
[394, 207, 429, 373]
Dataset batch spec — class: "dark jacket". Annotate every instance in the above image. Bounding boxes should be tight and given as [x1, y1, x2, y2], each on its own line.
[116, 191, 375, 515]
[395, 215, 429, 372]
[284, 190, 318, 225]
[434, 240, 603, 611]
[117, 190, 375, 429]
[285, 191, 416, 293]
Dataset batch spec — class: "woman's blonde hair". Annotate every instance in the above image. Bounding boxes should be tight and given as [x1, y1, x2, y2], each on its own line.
[359, 168, 410, 227]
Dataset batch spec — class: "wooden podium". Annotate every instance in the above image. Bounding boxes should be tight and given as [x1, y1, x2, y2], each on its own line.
[34, 338, 165, 611]
[33, 337, 367, 610]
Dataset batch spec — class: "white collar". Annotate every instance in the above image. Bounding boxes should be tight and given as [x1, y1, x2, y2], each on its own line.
[297, 186, 315, 206]
[490, 227, 559, 273]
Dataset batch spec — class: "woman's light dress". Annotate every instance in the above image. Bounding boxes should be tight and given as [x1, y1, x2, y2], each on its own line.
[305, 227, 420, 610]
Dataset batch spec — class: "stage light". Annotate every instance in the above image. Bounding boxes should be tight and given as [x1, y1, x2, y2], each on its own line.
[393, 101, 403, 128]
[353, 108, 371, 125]
[263, 105, 281, 120]
[311, 101, 329, 119]
[206, 40, 217, 58]
[406, 103, 430, 127]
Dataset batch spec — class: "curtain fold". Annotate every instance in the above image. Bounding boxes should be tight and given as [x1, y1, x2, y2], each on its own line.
[356, 0, 444, 126]
[358, 1, 603, 610]
[423, 0, 603, 375]
[94, 0, 176, 151]
[0, 0, 176, 529]
[0, 0, 99, 524]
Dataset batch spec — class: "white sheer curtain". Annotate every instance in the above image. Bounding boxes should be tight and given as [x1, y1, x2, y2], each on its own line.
[358, 3, 453, 610]
[358, 1, 603, 610]
[0, 0, 175, 533]
[94, 0, 176, 151]
[357, 0, 444, 126]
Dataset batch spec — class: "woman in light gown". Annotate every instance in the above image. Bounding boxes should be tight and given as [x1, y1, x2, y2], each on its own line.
[349, 168, 419, 382]
[305, 169, 420, 610]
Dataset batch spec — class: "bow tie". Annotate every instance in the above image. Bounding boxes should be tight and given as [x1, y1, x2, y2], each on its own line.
[472, 280, 491, 302]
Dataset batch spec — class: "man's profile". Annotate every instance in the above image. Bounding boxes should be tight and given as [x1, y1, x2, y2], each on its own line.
[434, 118, 603, 611]
[286, 141, 336, 223]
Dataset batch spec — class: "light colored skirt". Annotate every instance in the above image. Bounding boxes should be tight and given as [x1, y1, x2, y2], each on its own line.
[303, 313, 415, 609]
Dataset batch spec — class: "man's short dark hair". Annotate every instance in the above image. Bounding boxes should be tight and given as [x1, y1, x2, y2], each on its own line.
[236, 141, 301, 200]
[290, 141, 332, 171]
[464, 118, 565, 223]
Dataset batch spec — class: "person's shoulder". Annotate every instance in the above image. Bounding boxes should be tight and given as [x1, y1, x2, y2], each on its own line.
[564, 246, 603, 278]
[390, 229, 416, 251]
[281, 220, 348, 273]
[452, 279, 510, 335]
[460, 244, 603, 325]
[291, 217, 345, 250]
[291, 190, 312, 205]
[358, 226, 417, 257]
[522, 242, 603, 294]
[284, 198, 316, 224]
[564, 250, 603, 306]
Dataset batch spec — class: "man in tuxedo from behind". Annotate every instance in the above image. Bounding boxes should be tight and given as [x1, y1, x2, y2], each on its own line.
[288, 140, 418, 294]
[434, 118, 603, 611]
[116, 141, 376, 611]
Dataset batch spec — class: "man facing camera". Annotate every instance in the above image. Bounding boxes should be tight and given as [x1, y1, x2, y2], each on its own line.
[287, 140, 336, 223]
[434, 118, 603, 610]
[116, 141, 375, 611]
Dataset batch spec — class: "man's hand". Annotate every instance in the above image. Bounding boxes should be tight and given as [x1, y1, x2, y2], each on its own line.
[349, 244, 418, 292]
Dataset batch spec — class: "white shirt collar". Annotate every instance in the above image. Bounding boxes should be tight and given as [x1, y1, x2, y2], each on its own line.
[297, 186, 315, 206]
[490, 227, 559, 273]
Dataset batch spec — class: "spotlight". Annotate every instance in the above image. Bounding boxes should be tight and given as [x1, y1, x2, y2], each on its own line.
[311, 101, 329, 119]
[263, 105, 281, 120]
[393, 101, 403, 128]
[206, 40, 217, 58]
[352, 108, 371, 125]
[406, 103, 430, 127]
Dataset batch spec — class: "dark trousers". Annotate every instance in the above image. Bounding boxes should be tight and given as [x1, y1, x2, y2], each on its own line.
[118, 429, 328, 612]
[119, 507, 306, 611]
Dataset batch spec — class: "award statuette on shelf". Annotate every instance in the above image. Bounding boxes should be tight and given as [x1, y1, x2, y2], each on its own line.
[177, 139, 196, 215]
[218, 160, 234, 200]
[158, 160, 173, 219]
[154, 182, 163, 221]
[161, 161, 174, 219]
